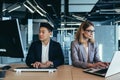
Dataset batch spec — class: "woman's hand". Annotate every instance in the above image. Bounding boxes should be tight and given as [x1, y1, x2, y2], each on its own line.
[87, 62, 109, 68]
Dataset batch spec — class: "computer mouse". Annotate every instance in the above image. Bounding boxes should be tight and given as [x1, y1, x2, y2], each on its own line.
[2, 65, 11, 70]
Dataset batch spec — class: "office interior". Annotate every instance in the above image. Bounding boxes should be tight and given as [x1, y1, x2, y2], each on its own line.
[0, 0, 120, 65]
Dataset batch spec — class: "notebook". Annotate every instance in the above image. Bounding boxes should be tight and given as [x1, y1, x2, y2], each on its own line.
[83, 51, 120, 79]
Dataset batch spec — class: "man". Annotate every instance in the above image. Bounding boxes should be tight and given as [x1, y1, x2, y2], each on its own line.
[26, 22, 64, 68]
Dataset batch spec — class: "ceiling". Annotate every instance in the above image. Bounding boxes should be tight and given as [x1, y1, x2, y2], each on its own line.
[86, 0, 120, 24]
[0, 0, 61, 26]
[62, 0, 120, 25]
[1, 0, 120, 27]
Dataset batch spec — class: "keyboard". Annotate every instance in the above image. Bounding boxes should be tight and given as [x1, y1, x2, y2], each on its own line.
[14, 67, 57, 73]
[83, 67, 108, 77]
[94, 68, 108, 74]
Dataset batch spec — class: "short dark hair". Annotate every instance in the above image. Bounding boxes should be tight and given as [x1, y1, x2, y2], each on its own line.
[40, 22, 53, 32]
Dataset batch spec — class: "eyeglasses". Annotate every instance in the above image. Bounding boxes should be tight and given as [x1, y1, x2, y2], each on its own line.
[85, 30, 95, 33]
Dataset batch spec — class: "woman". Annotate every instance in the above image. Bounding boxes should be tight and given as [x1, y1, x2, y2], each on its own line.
[71, 21, 108, 68]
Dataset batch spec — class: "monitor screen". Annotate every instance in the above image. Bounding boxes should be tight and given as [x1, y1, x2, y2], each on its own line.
[0, 19, 24, 58]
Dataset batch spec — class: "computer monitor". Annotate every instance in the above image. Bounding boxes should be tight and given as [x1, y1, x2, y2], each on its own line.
[0, 19, 24, 58]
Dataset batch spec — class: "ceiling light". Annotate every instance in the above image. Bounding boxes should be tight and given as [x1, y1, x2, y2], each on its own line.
[47, 4, 52, 7]
[32, 0, 47, 14]
[2, 3, 21, 13]
[7, 3, 21, 13]
[2, 9, 7, 12]
[23, 2, 35, 13]
[37, 5, 47, 14]
[8, 5, 21, 13]
[26, 0, 45, 16]
[72, 15, 86, 21]
[114, 9, 120, 13]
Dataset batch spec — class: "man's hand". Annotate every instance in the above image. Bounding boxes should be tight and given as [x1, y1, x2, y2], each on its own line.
[31, 61, 53, 68]
[31, 61, 42, 68]
[45, 61, 53, 67]
[41, 61, 53, 68]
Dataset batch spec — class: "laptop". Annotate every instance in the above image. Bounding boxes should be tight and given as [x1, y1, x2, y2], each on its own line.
[83, 51, 120, 79]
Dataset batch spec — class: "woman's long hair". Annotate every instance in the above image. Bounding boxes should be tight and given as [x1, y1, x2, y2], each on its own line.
[75, 21, 95, 44]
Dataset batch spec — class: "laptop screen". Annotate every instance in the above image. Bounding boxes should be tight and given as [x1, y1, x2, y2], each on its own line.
[105, 51, 120, 77]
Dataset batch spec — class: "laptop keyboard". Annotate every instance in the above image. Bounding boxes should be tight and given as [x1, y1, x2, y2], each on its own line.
[83, 67, 109, 77]
[94, 68, 108, 74]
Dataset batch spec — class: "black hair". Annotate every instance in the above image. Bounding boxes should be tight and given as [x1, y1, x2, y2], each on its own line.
[40, 22, 53, 32]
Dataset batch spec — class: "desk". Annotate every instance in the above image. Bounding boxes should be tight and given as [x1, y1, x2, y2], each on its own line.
[4, 64, 104, 80]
